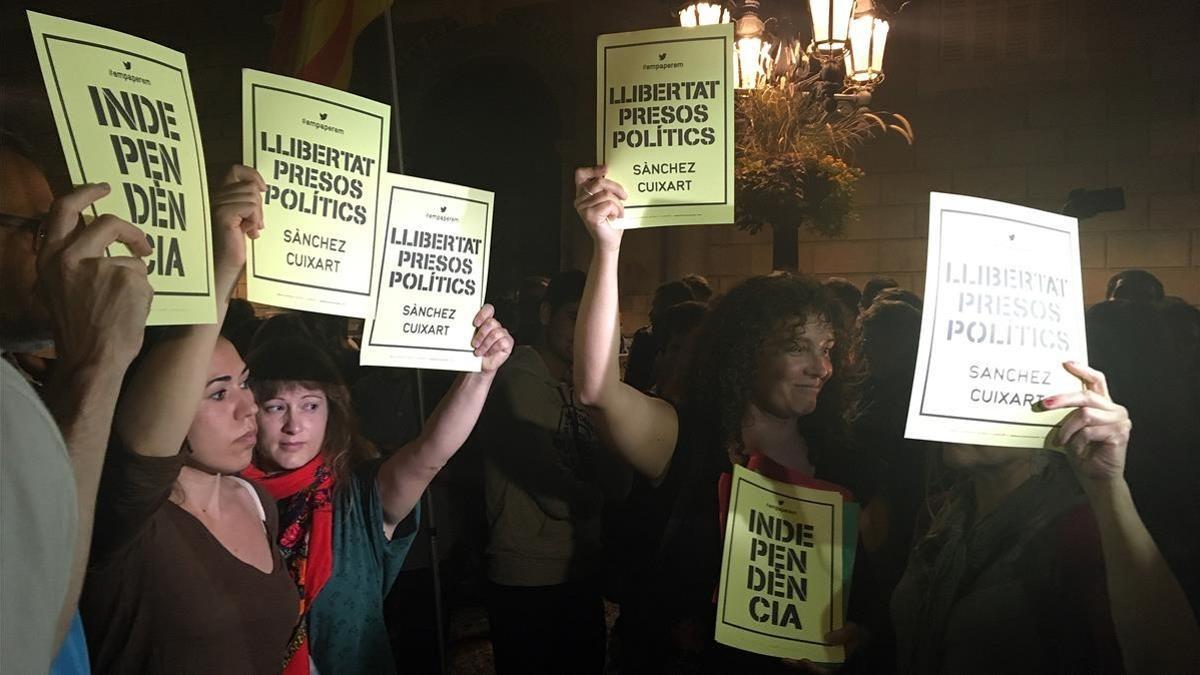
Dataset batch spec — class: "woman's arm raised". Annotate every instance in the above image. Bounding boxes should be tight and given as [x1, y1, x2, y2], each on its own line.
[1042, 361, 1200, 673]
[572, 166, 678, 482]
[376, 305, 513, 536]
[115, 166, 265, 457]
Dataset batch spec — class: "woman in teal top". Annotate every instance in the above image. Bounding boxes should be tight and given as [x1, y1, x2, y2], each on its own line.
[242, 307, 512, 674]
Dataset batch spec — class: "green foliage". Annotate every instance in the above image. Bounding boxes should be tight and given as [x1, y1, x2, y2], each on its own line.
[733, 71, 913, 236]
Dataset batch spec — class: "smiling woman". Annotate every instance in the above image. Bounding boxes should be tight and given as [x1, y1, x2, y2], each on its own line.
[569, 167, 880, 671]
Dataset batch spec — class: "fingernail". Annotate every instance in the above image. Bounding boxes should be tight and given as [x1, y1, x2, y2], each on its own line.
[1064, 360, 1075, 366]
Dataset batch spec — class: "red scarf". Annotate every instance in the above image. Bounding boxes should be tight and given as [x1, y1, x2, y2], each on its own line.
[242, 457, 335, 675]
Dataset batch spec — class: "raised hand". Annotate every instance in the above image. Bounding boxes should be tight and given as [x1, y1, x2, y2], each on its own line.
[36, 182, 153, 370]
[573, 166, 627, 253]
[1038, 361, 1131, 488]
[470, 303, 514, 374]
[211, 164, 265, 275]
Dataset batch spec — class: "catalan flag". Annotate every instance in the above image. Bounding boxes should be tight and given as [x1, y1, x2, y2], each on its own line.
[270, 0, 393, 89]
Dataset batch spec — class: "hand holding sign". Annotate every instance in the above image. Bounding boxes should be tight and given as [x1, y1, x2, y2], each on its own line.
[573, 166, 627, 252]
[469, 304, 514, 374]
[36, 182, 153, 369]
[1038, 361, 1131, 488]
[211, 164, 266, 278]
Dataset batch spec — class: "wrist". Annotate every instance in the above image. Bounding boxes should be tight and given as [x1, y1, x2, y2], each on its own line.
[465, 369, 497, 386]
[1081, 475, 1130, 505]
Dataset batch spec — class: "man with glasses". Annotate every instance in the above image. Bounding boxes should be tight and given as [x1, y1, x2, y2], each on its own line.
[1, 128, 153, 674]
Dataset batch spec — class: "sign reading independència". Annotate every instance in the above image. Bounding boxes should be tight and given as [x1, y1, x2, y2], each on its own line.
[360, 173, 492, 372]
[29, 11, 216, 326]
[242, 69, 389, 317]
[905, 192, 1088, 448]
[596, 23, 734, 229]
[715, 465, 846, 662]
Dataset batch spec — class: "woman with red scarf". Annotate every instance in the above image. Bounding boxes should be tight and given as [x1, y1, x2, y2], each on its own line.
[242, 307, 512, 675]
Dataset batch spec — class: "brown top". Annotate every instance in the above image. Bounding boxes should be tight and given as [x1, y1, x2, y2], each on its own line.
[81, 446, 299, 674]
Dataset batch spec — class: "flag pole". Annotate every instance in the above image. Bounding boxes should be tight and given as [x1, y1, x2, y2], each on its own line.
[383, 6, 447, 674]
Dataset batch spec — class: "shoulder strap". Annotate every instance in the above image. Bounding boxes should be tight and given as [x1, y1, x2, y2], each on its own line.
[228, 475, 267, 522]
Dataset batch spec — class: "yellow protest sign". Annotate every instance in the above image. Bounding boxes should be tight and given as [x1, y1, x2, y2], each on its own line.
[28, 12, 216, 326]
[360, 173, 492, 372]
[715, 464, 846, 663]
[904, 193, 1088, 448]
[242, 69, 390, 317]
[596, 24, 734, 229]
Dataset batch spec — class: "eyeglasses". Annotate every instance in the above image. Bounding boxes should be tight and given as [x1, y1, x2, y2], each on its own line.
[0, 212, 47, 251]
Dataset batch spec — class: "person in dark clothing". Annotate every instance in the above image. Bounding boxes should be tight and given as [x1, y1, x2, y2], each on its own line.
[860, 276, 899, 312]
[651, 300, 707, 404]
[892, 361, 1200, 673]
[572, 168, 884, 672]
[623, 280, 696, 391]
[824, 277, 862, 319]
[681, 273, 714, 302]
[515, 275, 550, 346]
[850, 300, 933, 597]
[872, 286, 923, 311]
[1105, 269, 1164, 303]
[482, 269, 627, 675]
[1085, 299, 1200, 613]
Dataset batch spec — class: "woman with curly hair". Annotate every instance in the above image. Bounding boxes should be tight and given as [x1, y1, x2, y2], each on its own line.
[240, 308, 512, 675]
[571, 167, 879, 672]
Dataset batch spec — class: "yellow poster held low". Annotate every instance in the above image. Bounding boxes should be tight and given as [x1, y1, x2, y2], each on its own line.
[28, 12, 216, 326]
[715, 464, 846, 662]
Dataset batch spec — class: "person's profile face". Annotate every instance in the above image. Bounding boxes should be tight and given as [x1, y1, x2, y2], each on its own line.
[185, 339, 259, 474]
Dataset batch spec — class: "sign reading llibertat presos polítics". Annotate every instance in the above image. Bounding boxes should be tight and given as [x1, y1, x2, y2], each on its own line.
[29, 11, 216, 326]
[905, 192, 1088, 448]
[243, 69, 389, 317]
[597, 23, 734, 229]
[360, 173, 492, 372]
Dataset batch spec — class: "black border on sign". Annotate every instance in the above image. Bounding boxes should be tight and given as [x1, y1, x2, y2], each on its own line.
[249, 82, 384, 296]
[917, 208, 1073, 428]
[366, 185, 490, 352]
[42, 33, 213, 297]
[600, 35, 730, 210]
[718, 474, 837, 646]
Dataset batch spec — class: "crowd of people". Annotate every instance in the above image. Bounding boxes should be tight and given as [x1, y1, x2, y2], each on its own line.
[3, 124, 1200, 675]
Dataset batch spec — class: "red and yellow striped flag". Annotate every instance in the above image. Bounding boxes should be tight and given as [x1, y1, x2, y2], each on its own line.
[270, 0, 394, 89]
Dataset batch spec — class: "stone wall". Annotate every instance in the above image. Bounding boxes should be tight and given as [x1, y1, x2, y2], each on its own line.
[572, 0, 1200, 333]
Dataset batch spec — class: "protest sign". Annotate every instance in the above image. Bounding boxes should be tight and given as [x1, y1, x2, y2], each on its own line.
[243, 69, 389, 317]
[596, 23, 734, 229]
[905, 192, 1088, 448]
[715, 464, 846, 663]
[360, 173, 492, 372]
[29, 11, 215, 326]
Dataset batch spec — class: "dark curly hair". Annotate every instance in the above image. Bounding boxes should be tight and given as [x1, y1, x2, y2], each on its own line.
[680, 273, 857, 468]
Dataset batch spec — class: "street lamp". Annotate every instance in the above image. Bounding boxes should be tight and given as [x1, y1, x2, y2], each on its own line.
[808, 0, 856, 60]
[733, 1, 774, 89]
[845, 9, 889, 85]
[678, 2, 730, 27]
